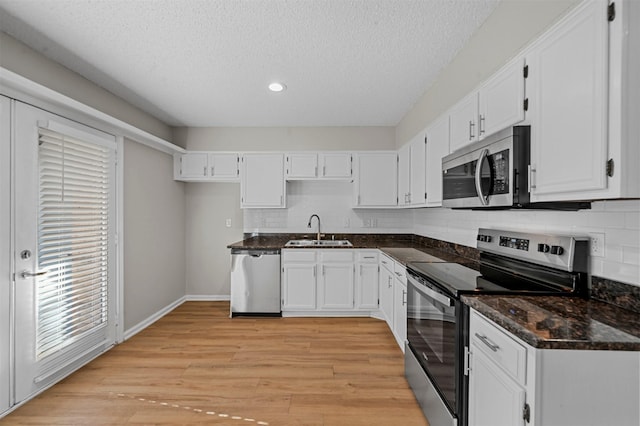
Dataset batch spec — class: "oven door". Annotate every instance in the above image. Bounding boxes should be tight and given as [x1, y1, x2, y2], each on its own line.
[407, 272, 459, 415]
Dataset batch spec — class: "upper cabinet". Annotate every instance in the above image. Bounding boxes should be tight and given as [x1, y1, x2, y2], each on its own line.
[397, 144, 411, 206]
[174, 152, 239, 181]
[425, 114, 450, 207]
[285, 152, 352, 180]
[449, 56, 526, 153]
[478, 57, 527, 140]
[354, 152, 398, 208]
[527, 0, 639, 202]
[398, 133, 428, 208]
[241, 153, 286, 208]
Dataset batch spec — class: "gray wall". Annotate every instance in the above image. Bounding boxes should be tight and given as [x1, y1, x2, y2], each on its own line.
[0, 31, 174, 144]
[123, 139, 186, 329]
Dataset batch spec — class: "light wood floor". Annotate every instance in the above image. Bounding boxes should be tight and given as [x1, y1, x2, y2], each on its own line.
[3, 302, 429, 425]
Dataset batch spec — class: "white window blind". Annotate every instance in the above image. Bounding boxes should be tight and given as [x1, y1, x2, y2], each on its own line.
[37, 127, 112, 360]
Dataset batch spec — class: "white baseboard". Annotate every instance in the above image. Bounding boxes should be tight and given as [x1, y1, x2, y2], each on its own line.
[123, 296, 186, 341]
[185, 294, 230, 301]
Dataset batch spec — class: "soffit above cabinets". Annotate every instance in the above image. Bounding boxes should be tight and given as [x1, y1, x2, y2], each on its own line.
[0, 0, 499, 127]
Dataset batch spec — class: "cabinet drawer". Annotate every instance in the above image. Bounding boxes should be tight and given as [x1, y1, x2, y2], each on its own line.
[379, 253, 394, 271]
[470, 310, 527, 385]
[356, 251, 379, 263]
[282, 250, 317, 263]
[319, 250, 353, 262]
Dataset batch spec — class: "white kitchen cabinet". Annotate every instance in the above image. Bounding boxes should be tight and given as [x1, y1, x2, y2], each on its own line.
[397, 144, 411, 206]
[354, 152, 398, 207]
[286, 153, 318, 179]
[174, 152, 239, 181]
[449, 92, 479, 153]
[285, 152, 352, 180]
[319, 153, 352, 179]
[318, 249, 354, 310]
[281, 251, 317, 311]
[527, 0, 639, 201]
[468, 309, 640, 426]
[425, 114, 449, 207]
[392, 271, 407, 350]
[409, 134, 427, 206]
[240, 153, 286, 208]
[0, 96, 10, 415]
[355, 251, 379, 310]
[477, 56, 526, 141]
[378, 254, 395, 326]
[527, 0, 609, 200]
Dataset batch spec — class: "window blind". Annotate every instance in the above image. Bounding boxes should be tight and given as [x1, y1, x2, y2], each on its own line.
[37, 127, 112, 360]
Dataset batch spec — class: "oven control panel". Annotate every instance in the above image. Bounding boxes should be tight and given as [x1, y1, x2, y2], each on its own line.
[477, 228, 589, 273]
[499, 236, 529, 251]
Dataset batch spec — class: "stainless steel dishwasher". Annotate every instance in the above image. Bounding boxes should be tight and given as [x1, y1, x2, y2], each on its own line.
[230, 249, 281, 317]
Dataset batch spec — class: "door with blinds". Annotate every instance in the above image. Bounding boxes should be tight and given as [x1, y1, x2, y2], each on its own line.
[13, 102, 117, 402]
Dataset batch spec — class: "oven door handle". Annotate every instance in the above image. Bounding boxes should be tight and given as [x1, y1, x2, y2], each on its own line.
[474, 148, 489, 206]
[408, 275, 452, 307]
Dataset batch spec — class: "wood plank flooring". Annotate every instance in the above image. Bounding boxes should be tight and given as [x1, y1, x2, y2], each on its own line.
[3, 302, 429, 425]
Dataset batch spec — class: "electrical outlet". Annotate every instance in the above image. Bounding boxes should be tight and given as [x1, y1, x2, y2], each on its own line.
[344, 218, 350, 228]
[225, 218, 232, 228]
[589, 233, 605, 257]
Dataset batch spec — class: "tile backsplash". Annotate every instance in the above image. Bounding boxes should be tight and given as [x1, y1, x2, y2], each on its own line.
[243, 180, 413, 234]
[414, 200, 640, 286]
[245, 186, 639, 286]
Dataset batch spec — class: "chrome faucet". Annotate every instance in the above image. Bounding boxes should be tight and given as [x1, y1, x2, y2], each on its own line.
[307, 214, 321, 241]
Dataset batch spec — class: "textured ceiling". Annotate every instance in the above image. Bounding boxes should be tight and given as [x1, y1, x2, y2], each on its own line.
[0, 0, 499, 127]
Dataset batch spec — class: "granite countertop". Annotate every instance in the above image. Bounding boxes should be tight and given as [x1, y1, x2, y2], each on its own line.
[463, 295, 640, 351]
[227, 234, 478, 268]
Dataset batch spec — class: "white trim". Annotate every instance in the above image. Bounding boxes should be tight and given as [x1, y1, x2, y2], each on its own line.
[115, 137, 124, 344]
[185, 295, 231, 301]
[123, 296, 186, 341]
[0, 67, 184, 155]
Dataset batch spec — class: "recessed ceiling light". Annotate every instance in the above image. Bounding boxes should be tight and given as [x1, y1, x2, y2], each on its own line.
[268, 82, 286, 92]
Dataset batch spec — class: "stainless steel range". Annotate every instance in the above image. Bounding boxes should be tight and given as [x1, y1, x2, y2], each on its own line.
[405, 228, 589, 426]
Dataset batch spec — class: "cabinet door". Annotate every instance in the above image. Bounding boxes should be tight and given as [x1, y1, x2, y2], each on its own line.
[409, 135, 426, 206]
[468, 345, 526, 426]
[286, 153, 318, 179]
[241, 153, 285, 208]
[527, 0, 609, 201]
[209, 153, 239, 180]
[354, 152, 398, 207]
[318, 263, 354, 310]
[478, 57, 526, 140]
[378, 265, 394, 326]
[179, 153, 208, 178]
[320, 153, 352, 178]
[355, 263, 379, 310]
[449, 92, 479, 153]
[282, 264, 317, 310]
[393, 278, 407, 347]
[397, 144, 411, 206]
[425, 114, 449, 207]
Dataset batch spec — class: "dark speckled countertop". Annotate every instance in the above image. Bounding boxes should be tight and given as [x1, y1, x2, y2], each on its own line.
[463, 295, 640, 351]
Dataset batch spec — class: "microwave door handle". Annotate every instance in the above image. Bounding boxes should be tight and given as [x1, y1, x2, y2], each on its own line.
[475, 148, 489, 206]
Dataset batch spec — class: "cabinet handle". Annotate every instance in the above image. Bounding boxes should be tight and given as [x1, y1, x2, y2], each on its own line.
[313, 266, 316, 277]
[211, 166, 215, 176]
[388, 276, 392, 288]
[528, 165, 537, 191]
[469, 120, 475, 140]
[322, 265, 325, 276]
[323, 165, 326, 176]
[402, 290, 407, 306]
[203, 166, 207, 176]
[363, 256, 375, 259]
[479, 115, 485, 136]
[395, 271, 402, 277]
[315, 166, 318, 177]
[475, 333, 500, 352]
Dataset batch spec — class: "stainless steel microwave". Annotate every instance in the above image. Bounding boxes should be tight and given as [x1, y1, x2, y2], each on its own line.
[442, 126, 530, 209]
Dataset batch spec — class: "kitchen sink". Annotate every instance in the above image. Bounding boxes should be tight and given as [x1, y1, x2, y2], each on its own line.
[285, 239, 352, 247]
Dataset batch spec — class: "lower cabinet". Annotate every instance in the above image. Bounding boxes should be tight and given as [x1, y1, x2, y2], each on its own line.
[468, 309, 640, 426]
[379, 252, 407, 351]
[281, 249, 378, 315]
[378, 260, 394, 325]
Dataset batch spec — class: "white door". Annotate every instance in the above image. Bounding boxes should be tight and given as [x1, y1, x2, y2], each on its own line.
[378, 266, 394, 325]
[397, 144, 410, 206]
[355, 152, 398, 207]
[13, 102, 117, 403]
[355, 263, 378, 310]
[208, 153, 239, 180]
[393, 278, 407, 346]
[319, 153, 352, 178]
[0, 95, 11, 414]
[286, 153, 317, 179]
[179, 152, 208, 178]
[241, 153, 285, 208]
[425, 114, 450, 207]
[318, 263, 354, 310]
[409, 135, 426, 206]
[449, 92, 479, 152]
[282, 264, 316, 310]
